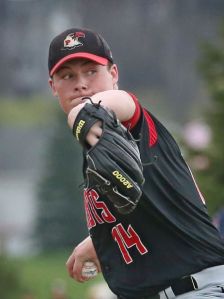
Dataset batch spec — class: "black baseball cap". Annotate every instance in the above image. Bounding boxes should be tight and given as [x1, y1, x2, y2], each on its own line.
[48, 28, 114, 77]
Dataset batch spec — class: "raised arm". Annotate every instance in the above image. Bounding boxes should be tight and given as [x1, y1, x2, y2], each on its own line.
[67, 90, 135, 129]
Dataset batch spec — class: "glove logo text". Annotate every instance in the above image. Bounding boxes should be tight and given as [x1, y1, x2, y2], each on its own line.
[112, 170, 133, 188]
[75, 120, 86, 140]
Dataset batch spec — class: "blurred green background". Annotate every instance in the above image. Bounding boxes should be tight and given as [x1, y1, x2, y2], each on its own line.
[0, 1, 224, 298]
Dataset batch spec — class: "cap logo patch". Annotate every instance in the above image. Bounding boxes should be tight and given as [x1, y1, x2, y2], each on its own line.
[63, 32, 85, 49]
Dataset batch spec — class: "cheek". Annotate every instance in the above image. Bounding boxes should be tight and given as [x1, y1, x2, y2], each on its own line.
[58, 97, 68, 113]
[96, 74, 114, 89]
[56, 84, 70, 101]
[56, 83, 66, 95]
[56, 87, 71, 113]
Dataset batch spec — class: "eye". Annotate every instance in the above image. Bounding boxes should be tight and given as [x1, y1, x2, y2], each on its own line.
[62, 73, 73, 80]
[86, 69, 97, 76]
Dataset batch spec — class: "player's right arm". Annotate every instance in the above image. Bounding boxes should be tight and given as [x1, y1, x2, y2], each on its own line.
[67, 90, 135, 146]
[68, 90, 135, 126]
[66, 91, 137, 280]
[66, 236, 101, 282]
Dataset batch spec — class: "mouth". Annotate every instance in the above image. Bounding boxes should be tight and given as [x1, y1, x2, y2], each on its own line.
[69, 97, 89, 108]
[71, 94, 94, 103]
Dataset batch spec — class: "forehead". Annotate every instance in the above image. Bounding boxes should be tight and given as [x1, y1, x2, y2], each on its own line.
[59, 58, 100, 69]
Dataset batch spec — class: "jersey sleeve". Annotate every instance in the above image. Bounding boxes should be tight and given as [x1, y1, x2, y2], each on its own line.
[122, 93, 158, 147]
[121, 93, 141, 130]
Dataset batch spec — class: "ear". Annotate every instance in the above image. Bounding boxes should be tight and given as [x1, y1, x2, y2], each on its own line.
[49, 78, 58, 97]
[110, 64, 119, 88]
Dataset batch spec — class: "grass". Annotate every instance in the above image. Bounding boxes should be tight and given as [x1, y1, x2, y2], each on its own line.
[14, 251, 104, 299]
[0, 96, 59, 126]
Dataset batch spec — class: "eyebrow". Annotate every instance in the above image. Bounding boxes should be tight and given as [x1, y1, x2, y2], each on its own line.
[68, 60, 97, 68]
[57, 65, 70, 72]
[56, 60, 98, 74]
[82, 60, 97, 66]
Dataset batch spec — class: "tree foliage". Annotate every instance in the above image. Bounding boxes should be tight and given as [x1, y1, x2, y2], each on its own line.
[0, 256, 23, 299]
[35, 109, 88, 251]
[195, 21, 224, 214]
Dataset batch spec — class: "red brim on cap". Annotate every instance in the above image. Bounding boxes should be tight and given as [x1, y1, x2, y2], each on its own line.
[50, 52, 109, 76]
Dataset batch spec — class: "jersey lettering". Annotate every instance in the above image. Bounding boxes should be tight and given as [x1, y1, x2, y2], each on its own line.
[112, 223, 148, 264]
[84, 189, 116, 229]
[88, 196, 104, 224]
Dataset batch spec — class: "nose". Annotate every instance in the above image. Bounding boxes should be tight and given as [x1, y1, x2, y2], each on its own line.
[74, 77, 87, 92]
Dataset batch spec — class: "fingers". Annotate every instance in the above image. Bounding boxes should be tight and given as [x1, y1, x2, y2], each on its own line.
[66, 255, 98, 283]
[66, 250, 76, 278]
[66, 251, 85, 282]
[86, 121, 103, 146]
[66, 236, 101, 283]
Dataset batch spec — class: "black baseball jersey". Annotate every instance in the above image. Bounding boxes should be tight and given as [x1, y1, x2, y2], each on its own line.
[82, 94, 224, 299]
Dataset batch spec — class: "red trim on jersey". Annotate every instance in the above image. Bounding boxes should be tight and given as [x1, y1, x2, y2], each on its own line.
[121, 93, 157, 146]
[143, 109, 158, 147]
[122, 93, 141, 130]
[187, 166, 206, 204]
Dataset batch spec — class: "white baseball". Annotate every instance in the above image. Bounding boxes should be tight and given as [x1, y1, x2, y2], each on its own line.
[81, 261, 98, 279]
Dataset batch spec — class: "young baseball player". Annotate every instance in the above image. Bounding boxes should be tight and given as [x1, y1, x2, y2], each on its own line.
[48, 28, 224, 299]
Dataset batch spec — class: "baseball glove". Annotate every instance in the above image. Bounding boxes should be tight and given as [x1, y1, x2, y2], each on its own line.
[72, 99, 145, 214]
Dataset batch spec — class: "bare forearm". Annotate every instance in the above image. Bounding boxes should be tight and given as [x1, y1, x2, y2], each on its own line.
[67, 90, 135, 129]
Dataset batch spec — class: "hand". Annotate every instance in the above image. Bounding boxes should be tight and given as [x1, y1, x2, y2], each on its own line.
[66, 236, 101, 282]
[86, 121, 102, 146]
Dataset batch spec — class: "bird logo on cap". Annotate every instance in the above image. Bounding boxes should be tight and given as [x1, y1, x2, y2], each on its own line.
[63, 32, 85, 49]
